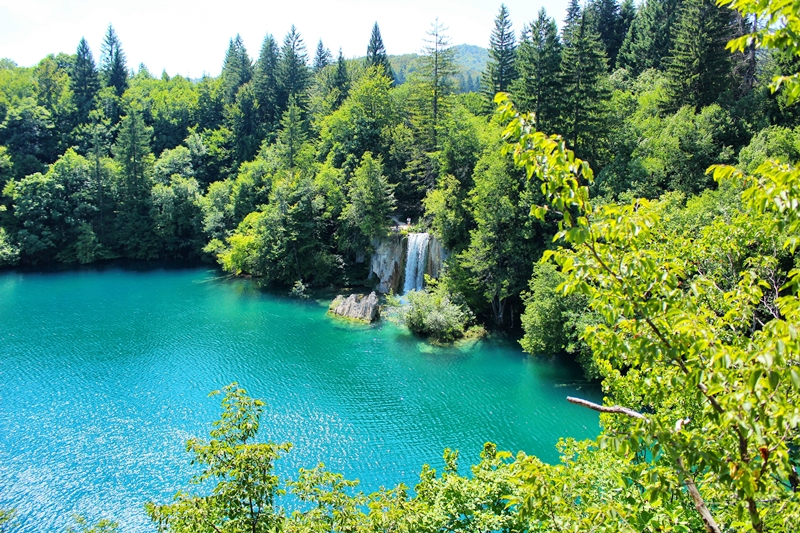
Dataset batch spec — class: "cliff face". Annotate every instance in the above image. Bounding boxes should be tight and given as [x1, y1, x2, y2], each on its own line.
[370, 233, 448, 294]
[328, 292, 380, 322]
[426, 236, 447, 280]
[370, 235, 406, 293]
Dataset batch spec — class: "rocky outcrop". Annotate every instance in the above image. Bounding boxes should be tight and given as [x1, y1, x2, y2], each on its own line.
[370, 235, 405, 293]
[426, 236, 447, 280]
[329, 292, 380, 322]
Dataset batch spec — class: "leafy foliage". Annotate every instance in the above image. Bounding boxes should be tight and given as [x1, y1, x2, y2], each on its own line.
[147, 384, 292, 533]
[498, 80, 800, 531]
[395, 277, 475, 342]
[722, 0, 800, 104]
[520, 261, 598, 378]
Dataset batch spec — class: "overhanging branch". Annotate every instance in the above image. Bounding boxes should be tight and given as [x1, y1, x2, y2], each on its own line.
[566, 396, 647, 420]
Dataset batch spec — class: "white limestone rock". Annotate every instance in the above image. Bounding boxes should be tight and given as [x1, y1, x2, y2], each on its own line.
[328, 292, 380, 322]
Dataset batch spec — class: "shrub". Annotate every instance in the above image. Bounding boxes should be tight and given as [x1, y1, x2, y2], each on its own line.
[398, 278, 474, 342]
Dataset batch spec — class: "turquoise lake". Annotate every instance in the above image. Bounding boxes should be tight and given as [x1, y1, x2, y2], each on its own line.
[0, 266, 600, 532]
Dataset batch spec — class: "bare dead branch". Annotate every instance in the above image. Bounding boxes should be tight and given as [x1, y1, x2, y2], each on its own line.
[566, 397, 647, 420]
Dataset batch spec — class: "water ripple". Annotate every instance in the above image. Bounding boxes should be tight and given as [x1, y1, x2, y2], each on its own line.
[0, 267, 600, 532]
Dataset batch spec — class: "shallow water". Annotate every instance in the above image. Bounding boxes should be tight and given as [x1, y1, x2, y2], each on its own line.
[0, 266, 600, 532]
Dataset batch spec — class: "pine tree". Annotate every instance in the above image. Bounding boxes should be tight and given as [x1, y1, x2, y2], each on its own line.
[417, 18, 457, 149]
[254, 34, 280, 131]
[563, 0, 583, 48]
[221, 34, 253, 106]
[617, 0, 684, 74]
[276, 26, 311, 113]
[482, 4, 518, 105]
[332, 49, 350, 108]
[229, 82, 261, 165]
[560, 8, 610, 159]
[619, 0, 637, 43]
[665, 0, 733, 110]
[313, 40, 333, 72]
[113, 104, 155, 259]
[365, 23, 395, 82]
[731, 10, 757, 96]
[71, 38, 100, 125]
[465, 72, 475, 92]
[196, 75, 224, 131]
[100, 25, 128, 97]
[513, 8, 563, 133]
[340, 152, 395, 252]
[588, 0, 624, 69]
[276, 98, 307, 169]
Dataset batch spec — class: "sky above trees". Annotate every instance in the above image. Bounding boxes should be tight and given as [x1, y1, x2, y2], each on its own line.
[0, 0, 571, 78]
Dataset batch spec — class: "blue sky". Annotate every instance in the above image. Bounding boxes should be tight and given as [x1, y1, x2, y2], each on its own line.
[0, 0, 572, 78]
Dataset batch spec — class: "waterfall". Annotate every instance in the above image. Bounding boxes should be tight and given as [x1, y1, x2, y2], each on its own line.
[402, 233, 430, 293]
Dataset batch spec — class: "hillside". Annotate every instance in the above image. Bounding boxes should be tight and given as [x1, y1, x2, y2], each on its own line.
[386, 43, 488, 92]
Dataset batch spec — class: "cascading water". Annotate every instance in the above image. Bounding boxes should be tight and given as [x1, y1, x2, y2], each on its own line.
[402, 233, 430, 293]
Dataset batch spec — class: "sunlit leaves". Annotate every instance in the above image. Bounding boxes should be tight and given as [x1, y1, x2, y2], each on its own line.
[501, 87, 800, 531]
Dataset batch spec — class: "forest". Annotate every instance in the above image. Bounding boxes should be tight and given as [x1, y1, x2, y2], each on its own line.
[1, 0, 800, 529]
[0, 0, 797, 345]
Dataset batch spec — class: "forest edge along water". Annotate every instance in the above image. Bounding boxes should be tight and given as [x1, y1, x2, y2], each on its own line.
[0, 265, 600, 532]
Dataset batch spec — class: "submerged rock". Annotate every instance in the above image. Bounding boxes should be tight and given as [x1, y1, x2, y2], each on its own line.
[329, 292, 380, 322]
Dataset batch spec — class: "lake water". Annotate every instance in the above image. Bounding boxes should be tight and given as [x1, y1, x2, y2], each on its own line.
[0, 265, 600, 532]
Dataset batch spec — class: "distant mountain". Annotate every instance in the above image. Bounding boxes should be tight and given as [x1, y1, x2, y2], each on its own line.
[385, 44, 488, 93]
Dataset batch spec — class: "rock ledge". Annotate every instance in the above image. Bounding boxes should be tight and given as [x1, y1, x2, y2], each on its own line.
[328, 292, 380, 322]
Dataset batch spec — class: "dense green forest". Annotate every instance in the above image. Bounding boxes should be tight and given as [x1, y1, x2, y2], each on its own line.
[1, 0, 798, 347]
[1, 0, 800, 530]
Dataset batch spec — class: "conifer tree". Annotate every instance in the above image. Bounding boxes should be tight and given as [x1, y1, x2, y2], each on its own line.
[560, 7, 610, 160]
[276, 98, 306, 169]
[617, 0, 683, 74]
[340, 152, 395, 253]
[313, 40, 333, 72]
[229, 82, 261, 165]
[115, 106, 152, 197]
[562, 0, 583, 47]
[254, 34, 280, 131]
[365, 23, 395, 82]
[465, 72, 476, 92]
[665, 0, 733, 110]
[619, 0, 637, 43]
[276, 26, 311, 112]
[416, 18, 457, 149]
[100, 25, 128, 98]
[113, 104, 155, 258]
[513, 8, 562, 133]
[221, 34, 253, 106]
[71, 38, 100, 125]
[196, 75, 224, 131]
[588, 0, 624, 69]
[482, 4, 518, 105]
[332, 49, 350, 108]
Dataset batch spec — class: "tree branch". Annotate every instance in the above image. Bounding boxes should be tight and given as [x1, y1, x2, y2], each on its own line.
[566, 397, 647, 420]
[677, 457, 723, 533]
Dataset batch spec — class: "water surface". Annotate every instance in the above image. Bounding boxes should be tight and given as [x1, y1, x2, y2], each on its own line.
[0, 266, 600, 532]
